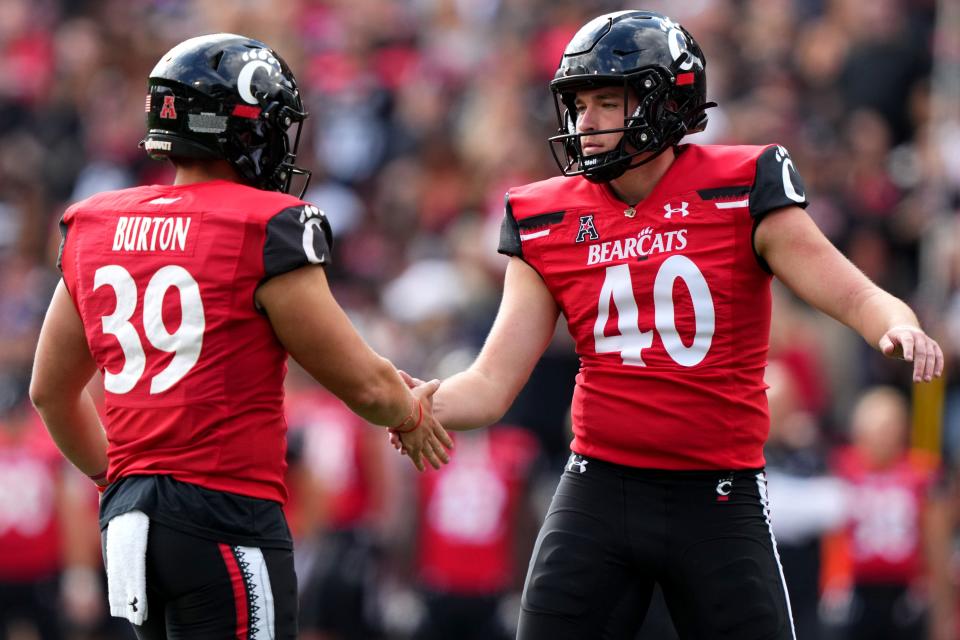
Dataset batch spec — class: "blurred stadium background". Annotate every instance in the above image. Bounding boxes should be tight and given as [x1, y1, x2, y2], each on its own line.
[0, 0, 958, 638]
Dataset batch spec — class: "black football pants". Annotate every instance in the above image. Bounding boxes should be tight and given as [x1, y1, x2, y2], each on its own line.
[517, 455, 796, 640]
[103, 519, 297, 640]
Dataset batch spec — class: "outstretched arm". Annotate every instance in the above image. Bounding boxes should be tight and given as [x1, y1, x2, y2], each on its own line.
[756, 206, 944, 382]
[432, 257, 561, 430]
[257, 265, 453, 470]
[30, 281, 109, 483]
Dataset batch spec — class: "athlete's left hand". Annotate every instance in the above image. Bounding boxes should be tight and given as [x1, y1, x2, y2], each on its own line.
[879, 325, 944, 383]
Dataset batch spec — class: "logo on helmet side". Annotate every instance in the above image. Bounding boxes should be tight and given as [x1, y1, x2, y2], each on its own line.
[159, 96, 177, 119]
[238, 49, 282, 105]
[660, 18, 702, 71]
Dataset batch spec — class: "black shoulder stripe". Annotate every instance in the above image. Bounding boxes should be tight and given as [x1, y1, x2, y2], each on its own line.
[498, 194, 523, 258]
[517, 210, 566, 230]
[56, 216, 68, 274]
[697, 186, 751, 201]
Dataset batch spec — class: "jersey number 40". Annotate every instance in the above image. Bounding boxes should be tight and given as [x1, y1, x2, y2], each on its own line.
[594, 256, 715, 367]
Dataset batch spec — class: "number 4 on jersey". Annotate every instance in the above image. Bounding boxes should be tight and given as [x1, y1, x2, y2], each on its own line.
[593, 256, 716, 367]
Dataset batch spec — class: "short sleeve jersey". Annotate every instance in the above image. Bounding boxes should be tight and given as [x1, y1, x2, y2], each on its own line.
[415, 425, 539, 594]
[58, 180, 333, 503]
[499, 144, 808, 470]
[834, 448, 937, 584]
[0, 415, 64, 580]
[285, 389, 373, 530]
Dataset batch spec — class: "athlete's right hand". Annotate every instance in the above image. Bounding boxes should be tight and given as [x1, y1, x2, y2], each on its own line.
[389, 370, 424, 454]
[392, 378, 454, 472]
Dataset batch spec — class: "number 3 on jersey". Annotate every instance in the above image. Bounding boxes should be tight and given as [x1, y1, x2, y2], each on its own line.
[94, 265, 205, 394]
[594, 255, 715, 367]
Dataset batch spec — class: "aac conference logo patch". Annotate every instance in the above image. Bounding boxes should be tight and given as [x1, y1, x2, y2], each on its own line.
[575, 214, 600, 243]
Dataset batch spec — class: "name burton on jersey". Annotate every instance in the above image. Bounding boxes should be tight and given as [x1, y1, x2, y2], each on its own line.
[112, 215, 191, 252]
[587, 228, 688, 265]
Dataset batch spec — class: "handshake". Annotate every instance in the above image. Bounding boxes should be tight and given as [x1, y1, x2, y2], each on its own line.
[387, 371, 455, 472]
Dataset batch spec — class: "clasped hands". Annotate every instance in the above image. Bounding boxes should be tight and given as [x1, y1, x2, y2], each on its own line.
[389, 372, 454, 471]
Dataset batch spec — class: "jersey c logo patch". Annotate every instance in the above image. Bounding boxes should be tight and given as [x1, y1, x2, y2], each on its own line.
[300, 205, 327, 264]
[775, 146, 806, 203]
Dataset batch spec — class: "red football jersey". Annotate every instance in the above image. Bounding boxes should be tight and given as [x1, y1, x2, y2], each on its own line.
[499, 144, 809, 470]
[834, 447, 936, 584]
[416, 426, 539, 594]
[286, 390, 374, 529]
[0, 414, 64, 580]
[58, 180, 333, 503]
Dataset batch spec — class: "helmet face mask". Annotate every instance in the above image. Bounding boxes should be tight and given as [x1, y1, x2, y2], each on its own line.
[141, 34, 312, 196]
[548, 11, 715, 183]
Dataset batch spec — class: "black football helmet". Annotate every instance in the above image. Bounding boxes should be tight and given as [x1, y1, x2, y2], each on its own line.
[549, 11, 716, 183]
[141, 34, 311, 195]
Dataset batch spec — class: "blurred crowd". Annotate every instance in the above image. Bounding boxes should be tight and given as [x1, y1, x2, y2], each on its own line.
[0, 0, 958, 638]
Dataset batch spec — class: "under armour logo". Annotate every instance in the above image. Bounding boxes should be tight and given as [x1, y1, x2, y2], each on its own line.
[566, 455, 589, 474]
[716, 475, 733, 502]
[663, 202, 689, 219]
[575, 215, 600, 243]
[129, 597, 138, 612]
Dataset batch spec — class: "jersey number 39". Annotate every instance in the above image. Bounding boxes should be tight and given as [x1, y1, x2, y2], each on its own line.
[594, 255, 715, 367]
[94, 264, 205, 394]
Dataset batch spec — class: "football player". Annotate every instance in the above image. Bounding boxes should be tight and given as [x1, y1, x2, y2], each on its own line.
[831, 387, 945, 640]
[29, 34, 453, 640]
[396, 11, 943, 639]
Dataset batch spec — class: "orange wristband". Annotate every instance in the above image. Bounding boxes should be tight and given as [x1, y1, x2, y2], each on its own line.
[390, 400, 423, 435]
[390, 398, 416, 430]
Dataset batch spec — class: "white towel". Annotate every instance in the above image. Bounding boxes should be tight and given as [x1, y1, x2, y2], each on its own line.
[105, 510, 150, 625]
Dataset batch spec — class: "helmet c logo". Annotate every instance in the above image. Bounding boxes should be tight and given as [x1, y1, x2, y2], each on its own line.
[238, 60, 274, 105]
[666, 26, 702, 72]
[667, 29, 691, 69]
